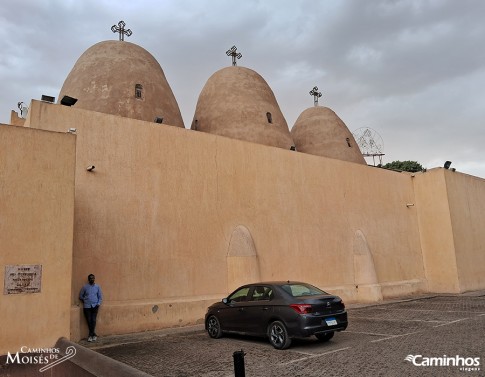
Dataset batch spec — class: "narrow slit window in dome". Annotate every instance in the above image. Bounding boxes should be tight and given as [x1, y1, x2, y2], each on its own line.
[266, 112, 272, 124]
[135, 84, 143, 99]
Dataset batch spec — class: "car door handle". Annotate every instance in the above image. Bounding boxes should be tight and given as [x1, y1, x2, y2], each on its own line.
[262, 307, 269, 311]
[238, 308, 244, 312]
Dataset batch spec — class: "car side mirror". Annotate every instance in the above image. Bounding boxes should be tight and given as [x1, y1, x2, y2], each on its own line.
[222, 298, 228, 304]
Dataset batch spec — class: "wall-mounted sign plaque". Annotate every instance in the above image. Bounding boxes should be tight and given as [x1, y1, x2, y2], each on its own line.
[4, 265, 42, 294]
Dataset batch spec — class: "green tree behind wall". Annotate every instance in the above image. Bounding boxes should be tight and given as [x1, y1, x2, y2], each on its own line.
[383, 160, 424, 172]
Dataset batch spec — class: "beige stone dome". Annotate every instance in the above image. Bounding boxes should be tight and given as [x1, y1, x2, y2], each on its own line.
[58, 41, 184, 127]
[191, 66, 294, 149]
[291, 107, 366, 164]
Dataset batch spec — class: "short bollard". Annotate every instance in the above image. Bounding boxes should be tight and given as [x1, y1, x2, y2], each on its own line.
[233, 349, 246, 377]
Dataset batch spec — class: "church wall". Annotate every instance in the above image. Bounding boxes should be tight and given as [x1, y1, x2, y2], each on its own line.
[414, 169, 485, 293]
[414, 170, 461, 293]
[9, 110, 26, 127]
[445, 171, 485, 291]
[25, 101, 429, 339]
[0, 125, 75, 354]
[214, 148, 427, 299]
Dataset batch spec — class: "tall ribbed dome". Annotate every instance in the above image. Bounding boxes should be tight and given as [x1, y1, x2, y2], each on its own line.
[58, 41, 184, 127]
[291, 107, 366, 164]
[191, 66, 294, 149]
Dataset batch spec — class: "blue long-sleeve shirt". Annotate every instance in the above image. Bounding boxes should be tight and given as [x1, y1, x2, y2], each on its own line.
[79, 283, 103, 308]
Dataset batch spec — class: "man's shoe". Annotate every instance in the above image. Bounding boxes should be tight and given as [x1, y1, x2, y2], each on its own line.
[87, 336, 93, 342]
[92, 336, 97, 341]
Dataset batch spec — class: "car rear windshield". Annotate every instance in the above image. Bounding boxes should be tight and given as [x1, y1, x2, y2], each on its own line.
[281, 283, 328, 297]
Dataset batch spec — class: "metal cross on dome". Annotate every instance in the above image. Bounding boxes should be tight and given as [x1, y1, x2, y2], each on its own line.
[309, 86, 322, 107]
[226, 46, 242, 66]
[111, 20, 132, 41]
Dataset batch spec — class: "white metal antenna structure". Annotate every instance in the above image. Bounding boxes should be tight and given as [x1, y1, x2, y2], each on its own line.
[353, 127, 385, 166]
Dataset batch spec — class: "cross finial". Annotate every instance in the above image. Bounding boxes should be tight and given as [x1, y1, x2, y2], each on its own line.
[17, 102, 26, 116]
[111, 20, 132, 41]
[226, 46, 242, 66]
[309, 86, 322, 107]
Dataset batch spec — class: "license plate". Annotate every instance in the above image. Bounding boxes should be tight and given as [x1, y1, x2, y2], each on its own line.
[325, 317, 337, 326]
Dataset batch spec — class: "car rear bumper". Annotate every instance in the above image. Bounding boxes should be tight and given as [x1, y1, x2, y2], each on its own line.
[289, 311, 348, 337]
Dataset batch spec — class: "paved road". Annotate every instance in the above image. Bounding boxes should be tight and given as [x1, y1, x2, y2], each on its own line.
[84, 292, 485, 376]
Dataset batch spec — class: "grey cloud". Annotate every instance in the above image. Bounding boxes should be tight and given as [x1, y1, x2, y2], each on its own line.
[0, 0, 484, 177]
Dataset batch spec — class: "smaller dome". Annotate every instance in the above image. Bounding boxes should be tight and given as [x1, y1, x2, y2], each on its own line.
[191, 66, 294, 149]
[291, 107, 366, 164]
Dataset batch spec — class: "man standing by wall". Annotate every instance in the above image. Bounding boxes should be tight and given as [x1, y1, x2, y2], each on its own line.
[79, 274, 103, 342]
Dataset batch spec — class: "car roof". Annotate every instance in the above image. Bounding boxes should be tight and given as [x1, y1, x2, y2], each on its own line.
[244, 281, 310, 286]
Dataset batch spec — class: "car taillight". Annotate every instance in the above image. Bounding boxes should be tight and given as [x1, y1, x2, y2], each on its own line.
[290, 304, 312, 314]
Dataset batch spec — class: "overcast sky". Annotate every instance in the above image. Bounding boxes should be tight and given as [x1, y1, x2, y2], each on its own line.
[1, 0, 484, 177]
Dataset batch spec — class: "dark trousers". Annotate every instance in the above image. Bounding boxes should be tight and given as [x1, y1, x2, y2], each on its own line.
[83, 305, 99, 337]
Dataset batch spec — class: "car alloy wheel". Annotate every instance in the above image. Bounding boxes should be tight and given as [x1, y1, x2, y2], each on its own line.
[268, 321, 291, 349]
[207, 315, 223, 339]
[315, 331, 334, 342]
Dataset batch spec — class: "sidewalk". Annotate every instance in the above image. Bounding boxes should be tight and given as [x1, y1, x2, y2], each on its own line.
[79, 289, 485, 350]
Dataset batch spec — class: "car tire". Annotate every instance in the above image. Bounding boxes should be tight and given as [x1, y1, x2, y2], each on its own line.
[207, 315, 223, 339]
[268, 321, 292, 350]
[315, 331, 334, 342]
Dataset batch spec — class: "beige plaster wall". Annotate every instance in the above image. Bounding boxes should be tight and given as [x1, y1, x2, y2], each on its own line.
[445, 171, 485, 291]
[414, 169, 485, 293]
[414, 169, 460, 293]
[0, 125, 75, 355]
[9, 111, 26, 127]
[25, 101, 429, 339]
